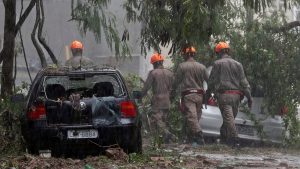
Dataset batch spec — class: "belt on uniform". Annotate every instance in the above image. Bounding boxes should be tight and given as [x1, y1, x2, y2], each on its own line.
[181, 89, 204, 97]
[222, 90, 243, 96]
[222, 90, 244, 101]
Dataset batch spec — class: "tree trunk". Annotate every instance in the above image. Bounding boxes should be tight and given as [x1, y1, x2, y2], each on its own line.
[0, 0, 36, 64]
[0, 0, 35, 97]
[38, 0, 58, 65]
[19, 0, 32, 83]
[32, 0, 47, 68]
[1, 0, 16, 97]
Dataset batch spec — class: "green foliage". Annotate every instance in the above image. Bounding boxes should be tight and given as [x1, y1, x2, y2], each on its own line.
[168, 96, 184, 139]
[243, 0, 273, 12]
[0, 99, 25, 155]
[240, 104, 267, 140]
[164, 2, 300, 145]
[124, 73, 186, 143]
[128, 153, 148, 164]
[123, 73, 151, 130]
[71, 0, 130, 57]
[124, 74, 163, 147]
[123, 1, 300, 145]
[224, 8, 300, 145]
[124, 0, 228, 54]
[15, 81, 30, 95]
[123, 0, 300, 55]
[283, 106, 300, 146]
[0, 83, 29, 155]
[124, 73, 143, 93]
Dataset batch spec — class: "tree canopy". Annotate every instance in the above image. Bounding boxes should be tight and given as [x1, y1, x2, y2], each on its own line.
[1, 0, 300, 144]
[123, 0, 300, 54]
[71, 0, 130, 57]
[123, 0, 300, 143]
[227, 9, 300, 144]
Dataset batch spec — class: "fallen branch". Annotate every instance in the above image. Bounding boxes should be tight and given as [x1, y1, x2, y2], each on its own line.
[272, 21, 300, 33]
[19, 0, 32, 82]
[14, 0, 36, 36]
[31, 0, 47, 68]
[37, 0, 58, 65]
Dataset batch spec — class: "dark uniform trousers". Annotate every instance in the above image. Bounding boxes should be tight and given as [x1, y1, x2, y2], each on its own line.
[150, 109, 171, 138]
[182, 93, 203, 137]
[218, 93, 241, 141]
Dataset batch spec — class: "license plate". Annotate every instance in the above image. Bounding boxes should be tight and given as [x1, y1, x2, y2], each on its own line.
[67, 129, 98, 139]
[236, 124, 255, 136]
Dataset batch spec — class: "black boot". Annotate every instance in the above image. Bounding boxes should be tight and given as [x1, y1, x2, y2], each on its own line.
[227, 137, 240, 148]
[163, 132, 178, 144]
[192, 132, 205, 146]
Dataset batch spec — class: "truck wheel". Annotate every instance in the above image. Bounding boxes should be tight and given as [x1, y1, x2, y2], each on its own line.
[27, 141, 38, 154]
[125, 128, 142, 154]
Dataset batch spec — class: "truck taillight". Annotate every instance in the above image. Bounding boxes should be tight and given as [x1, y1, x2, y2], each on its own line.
[27, 104, 46, 120]
[120, 101, 137, 118]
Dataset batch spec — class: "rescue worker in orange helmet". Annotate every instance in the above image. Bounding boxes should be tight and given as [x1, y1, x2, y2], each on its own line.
[141, 52, 176, 144]
[207, 41, 252, 147]
[65, 40, 94, 69]
[172, 46, 208, 146]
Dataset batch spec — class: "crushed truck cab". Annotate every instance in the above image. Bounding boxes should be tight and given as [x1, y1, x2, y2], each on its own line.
[21, 67, 142, 156]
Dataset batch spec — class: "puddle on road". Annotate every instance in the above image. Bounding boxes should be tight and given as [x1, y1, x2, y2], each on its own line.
[171, 145, 300, 169]
[178, 148, 300, 168]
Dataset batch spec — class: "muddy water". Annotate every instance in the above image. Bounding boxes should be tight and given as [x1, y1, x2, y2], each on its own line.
[177, 147, 300, 168]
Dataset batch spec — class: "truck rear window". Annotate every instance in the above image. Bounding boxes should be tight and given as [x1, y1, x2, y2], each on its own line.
[41, 74, 124, 100]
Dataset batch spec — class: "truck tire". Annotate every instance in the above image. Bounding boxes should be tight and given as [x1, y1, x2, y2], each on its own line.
[125, 127, 142, 154]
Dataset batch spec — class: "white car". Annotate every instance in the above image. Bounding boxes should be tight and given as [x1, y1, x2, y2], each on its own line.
[200, 66, 284, 144]
[200, 96, 284, 144]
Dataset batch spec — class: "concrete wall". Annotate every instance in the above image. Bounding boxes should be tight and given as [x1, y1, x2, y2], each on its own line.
[0, 0, 152, 84]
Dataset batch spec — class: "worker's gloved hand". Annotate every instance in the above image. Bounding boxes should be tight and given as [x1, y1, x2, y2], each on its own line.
[204, 90, 212, 105]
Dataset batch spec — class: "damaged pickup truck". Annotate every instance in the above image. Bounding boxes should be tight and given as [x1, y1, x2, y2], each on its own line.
[21, 67, 142, 156]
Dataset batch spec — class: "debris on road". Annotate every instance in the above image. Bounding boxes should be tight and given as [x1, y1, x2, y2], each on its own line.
[0, 144, 300, 168]
[105, 147, 129, 162]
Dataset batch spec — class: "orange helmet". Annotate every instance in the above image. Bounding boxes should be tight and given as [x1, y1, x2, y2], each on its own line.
[184, 46, 196, 54]
[70, 40, 83, 50]
[150, 53, 164, 64]
[215, 41, 229, 53]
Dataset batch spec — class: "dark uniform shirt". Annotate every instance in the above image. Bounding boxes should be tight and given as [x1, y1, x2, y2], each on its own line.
[174, 58, 208, 92]
[141, 66, 174, 110]
[208, 55, 251, 98]
[65, 56, 94, 69]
